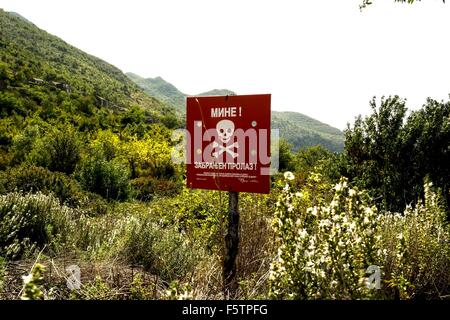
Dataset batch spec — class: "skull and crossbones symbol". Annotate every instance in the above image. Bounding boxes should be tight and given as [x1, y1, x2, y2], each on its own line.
[211, 119, 239, 159]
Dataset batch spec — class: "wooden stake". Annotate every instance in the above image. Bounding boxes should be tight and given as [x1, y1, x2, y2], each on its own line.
[223, 191, 240, 298]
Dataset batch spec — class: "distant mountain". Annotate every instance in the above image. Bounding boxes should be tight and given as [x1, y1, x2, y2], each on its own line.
[127, 73, 344, 152]
[0, 9, 174, 120]
[272, 111, 344, 152]
[125, 73, 237, 113]
[197, 89, 236, 97]
[126, 73, 185, 114]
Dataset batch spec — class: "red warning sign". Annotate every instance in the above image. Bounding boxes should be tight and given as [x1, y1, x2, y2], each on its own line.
[186, 94, 271, 194]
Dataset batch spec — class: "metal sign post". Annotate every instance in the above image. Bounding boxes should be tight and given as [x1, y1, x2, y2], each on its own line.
[223, 191, 239, 297]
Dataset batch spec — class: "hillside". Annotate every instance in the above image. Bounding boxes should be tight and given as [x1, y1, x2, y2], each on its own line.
[0, 9, 175, 121]
[126, 73, 186, 114]
[126, 73, 344, 152]
[272, 111, 344, 152]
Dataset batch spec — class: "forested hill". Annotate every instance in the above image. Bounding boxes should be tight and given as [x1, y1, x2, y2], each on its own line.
[126, 73, 344, 152]
[0, 9, 176, 121]
[125, 73, 186, 114]
[272, 111, 344, 152]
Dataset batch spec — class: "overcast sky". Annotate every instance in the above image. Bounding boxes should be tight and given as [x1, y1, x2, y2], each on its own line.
[1, 0, 449, 129]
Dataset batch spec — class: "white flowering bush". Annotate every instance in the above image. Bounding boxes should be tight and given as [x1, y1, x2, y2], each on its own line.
[379, 181, 450, 299]
[270, 172, 450, 299]
[270, 173, 381, 299]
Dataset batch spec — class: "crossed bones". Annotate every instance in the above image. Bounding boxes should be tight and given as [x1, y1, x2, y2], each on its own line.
[211, 141, 239, 159]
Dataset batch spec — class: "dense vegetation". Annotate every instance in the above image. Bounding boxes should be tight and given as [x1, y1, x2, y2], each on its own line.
[0, 9, 449, 300]
[342, 96, 450, 212]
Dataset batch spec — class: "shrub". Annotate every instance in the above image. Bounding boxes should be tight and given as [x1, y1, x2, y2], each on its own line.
[130, 176, 181, 201]
[28, 125, 81, 174]
[75, 156, 131, 201]
[0, 192, 76, 259]
[379, 181, 450, 299]
[0, 165, 107, 214]
[270, 174, 380, 299]
[149, 188, 226, 253]
[10, 125, 42, 165]
[21, 263, 45, 300]
[269, 172, 450, 300]
[119, 214, 200, 282]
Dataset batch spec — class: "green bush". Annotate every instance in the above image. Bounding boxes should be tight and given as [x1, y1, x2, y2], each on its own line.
[10, 125, 41, 165]
[0, 191, 76, 259]
[28, 126, 81, 174]
[21, 263, 45, 300]
[131, 176, 181, 201]
[75, 156, 131, 201]
[0, 165, 107, 214]
[119, 214, 200, 282]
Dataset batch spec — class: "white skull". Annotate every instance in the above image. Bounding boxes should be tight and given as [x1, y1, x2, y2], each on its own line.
[216, 119, 235, 144]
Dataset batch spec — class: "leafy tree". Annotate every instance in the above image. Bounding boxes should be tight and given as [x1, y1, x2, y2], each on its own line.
[343, 96, 450, 213]
[293, 145, 341, 185]
[277, 139, 295, 172]
[294, 145, 334, 173]
[29, 126, 82, 174]
[120, 105, 145, 128]
[75, 154, 131, 201]
[402, 98, 450, 210]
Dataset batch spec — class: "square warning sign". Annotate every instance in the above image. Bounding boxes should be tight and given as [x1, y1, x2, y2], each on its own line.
[186, 94, 271, 194]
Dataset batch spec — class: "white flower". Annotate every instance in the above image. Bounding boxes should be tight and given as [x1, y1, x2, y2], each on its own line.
[295, 192, 303, 198]
[348, 189, 357, 197]
[284, 171, 295, 180]
[305, 261, 315, 271]
[298, 229, 308, 239]
[22, 274, 33, 285]
[319, 219, 331, 228]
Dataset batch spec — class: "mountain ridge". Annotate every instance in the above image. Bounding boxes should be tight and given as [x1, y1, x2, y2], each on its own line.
[126, 73, 344, 152]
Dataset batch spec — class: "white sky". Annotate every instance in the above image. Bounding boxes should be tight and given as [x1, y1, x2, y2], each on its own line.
[1, 0, 449, 129]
